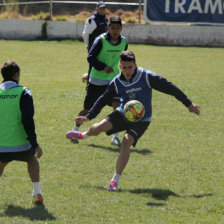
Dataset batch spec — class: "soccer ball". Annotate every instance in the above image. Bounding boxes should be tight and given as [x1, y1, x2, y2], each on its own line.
[82, 73, 88, 83]
[123, 100, 145, 122]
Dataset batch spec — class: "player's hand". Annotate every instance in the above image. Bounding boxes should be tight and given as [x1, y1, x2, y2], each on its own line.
[35, 146, 42, 158]
[188, 103, 201, 116]
[76, 116, 89, 125]
[104, 66, 114, 73]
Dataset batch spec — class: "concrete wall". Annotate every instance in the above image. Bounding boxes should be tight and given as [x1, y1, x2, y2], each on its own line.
[0, 19, 42, 40]
[0, 19, 224, 47]
[47, 21, 83, 40]
[123, 23, 224, 47]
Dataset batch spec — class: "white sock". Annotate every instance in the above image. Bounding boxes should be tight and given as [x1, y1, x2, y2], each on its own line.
[83, 131, 90, 139]
[73, 126, 79, 131]
[111, 173, 121, 184]
[32, 182, 42, 196]
[113, 133, 119, 138]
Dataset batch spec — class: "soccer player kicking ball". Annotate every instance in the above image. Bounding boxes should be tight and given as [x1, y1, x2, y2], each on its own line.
[0, 61, 44, 205]
[66, 51, 201, 191]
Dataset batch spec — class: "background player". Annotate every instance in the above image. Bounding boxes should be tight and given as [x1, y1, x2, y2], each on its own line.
[82, 1, 108, 53]
[71, 16, 128, 146]
[82, 1, 108, 84]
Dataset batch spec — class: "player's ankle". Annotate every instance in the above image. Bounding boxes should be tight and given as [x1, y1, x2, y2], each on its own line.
[83, 132, 89, 139]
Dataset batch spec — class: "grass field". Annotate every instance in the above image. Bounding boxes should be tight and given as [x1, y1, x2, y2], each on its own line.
[0, 40, 223, 224]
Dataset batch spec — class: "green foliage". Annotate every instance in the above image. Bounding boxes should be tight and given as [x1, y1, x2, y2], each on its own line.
[31, 12, 51, 21]
[0, 41, 223, 223]
[0, 11, 12, 19]
[74, 17, 87, 22]
[0, 0, 21, 19]
[0, 8, 143, 23]
[2, 0, 19, 14]
[54, 15, 69, 22]
[124, 17, 138, 23]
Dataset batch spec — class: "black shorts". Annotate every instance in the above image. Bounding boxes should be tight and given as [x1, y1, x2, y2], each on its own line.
[0, 147, 36, 163]
[84, 83, 120, 110]
[106, 110, 150, 147]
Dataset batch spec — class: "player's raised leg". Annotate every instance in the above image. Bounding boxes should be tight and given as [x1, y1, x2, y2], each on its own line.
[66, 118, 113, 140]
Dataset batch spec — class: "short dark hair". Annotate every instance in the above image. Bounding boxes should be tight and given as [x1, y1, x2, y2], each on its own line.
[109, 16, 122, 26]
[1, 60, 20, 80]
[120, 51, 136, 63]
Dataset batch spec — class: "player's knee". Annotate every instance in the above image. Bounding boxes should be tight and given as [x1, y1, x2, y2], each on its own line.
[28, 156, 38, 166]
[122, 133, 134, 148]
[91, 123, 99, 130]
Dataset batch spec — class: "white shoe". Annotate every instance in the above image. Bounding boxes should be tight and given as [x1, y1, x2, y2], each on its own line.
[111, 136, 121, 146]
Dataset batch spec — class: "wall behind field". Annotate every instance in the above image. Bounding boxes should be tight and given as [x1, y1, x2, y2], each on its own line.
[0, 19, 223, 47]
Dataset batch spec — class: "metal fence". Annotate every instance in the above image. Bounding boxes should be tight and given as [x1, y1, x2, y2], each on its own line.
[0, 0, 144, 23]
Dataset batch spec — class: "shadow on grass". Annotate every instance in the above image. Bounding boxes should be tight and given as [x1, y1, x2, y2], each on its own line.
[129, 188, 213, 206]
[94, 186, 178, 201]
[129, 188, 179, 200]
[146, 202, 167, 207]
[183, 193, 213, 198]
[95, 186, 122, 192]
[88, 144, 152, 155]
[94, 186, 213, 207]
[2, 205, 56, 221]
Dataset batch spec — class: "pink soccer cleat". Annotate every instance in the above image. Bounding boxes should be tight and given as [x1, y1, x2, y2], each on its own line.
[108, 180, 118, 191]
[66, 131, 83, 140]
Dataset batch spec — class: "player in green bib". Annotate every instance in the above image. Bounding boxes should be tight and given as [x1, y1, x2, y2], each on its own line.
[90, 33, 127, 81]
[0, 60, 44, 206]
[70, 16, 128, 146]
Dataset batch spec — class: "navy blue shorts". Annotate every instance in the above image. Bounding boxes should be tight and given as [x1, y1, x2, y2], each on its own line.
[0, 147, 35, 163]
[106, 110, 150, 147]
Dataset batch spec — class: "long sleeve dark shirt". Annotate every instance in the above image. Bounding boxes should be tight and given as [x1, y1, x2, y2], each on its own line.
[20, 87, 38, 148]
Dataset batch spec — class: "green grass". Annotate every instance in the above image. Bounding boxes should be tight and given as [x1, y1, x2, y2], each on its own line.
[0, 40, 223, 223]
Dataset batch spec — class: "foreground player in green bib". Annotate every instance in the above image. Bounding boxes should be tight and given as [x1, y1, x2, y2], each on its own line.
[0, 60, 44, 206]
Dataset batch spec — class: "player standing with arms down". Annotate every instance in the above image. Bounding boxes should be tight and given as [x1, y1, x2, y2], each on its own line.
[81, 1, 108, 83]
[66, 50, 201, 191]
[71, 16, 128, 146]
[0, 60, 44, 205]
[82, 1, 108, 53]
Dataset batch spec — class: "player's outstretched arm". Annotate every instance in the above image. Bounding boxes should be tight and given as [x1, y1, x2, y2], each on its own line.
[188, 103, 201, 116]
[76, 116, 89, 125]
